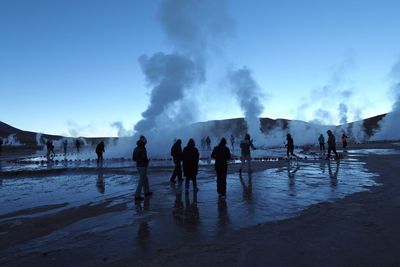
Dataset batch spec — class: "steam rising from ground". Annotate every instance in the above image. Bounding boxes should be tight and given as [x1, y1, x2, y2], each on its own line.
[228, 67, 265, 140]
[371, 59, 400, 141]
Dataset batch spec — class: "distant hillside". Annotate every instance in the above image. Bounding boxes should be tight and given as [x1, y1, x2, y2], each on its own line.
[0, 113, 387, 146]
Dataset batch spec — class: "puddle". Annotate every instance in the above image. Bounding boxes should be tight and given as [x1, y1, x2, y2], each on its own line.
[346, 148, 400, 156]
[0, 155, 379, 265]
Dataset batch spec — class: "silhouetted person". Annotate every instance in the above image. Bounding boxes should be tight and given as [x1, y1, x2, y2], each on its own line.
[133, 135, 152, 201]
[46, 139, 55, 160]
[63, 139, 68, 155]
[341, 133, 348, 149]
[75, 139, 81, 153]
[182, 139, 199, 192]
[0, 138, 3, 154]
[230, 134, 235, 150]
[96, 141, 105, 166]
[318, 134, 325, 153]
[239, 133, 256, 173]
[326, 130, 339, 160]
[286, 133, 297, 158]
[205, 136, 211, 151]
[211, 138, 231, 198]
[170, 139, 183, 184]
[200, 137, 206, 151]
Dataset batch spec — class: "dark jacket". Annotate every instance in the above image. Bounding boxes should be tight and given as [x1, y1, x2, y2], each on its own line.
[132, 141, 149, 167]
[211, 144, 231, 168]
[327, 133, 336, 147]
[182, 139, 199, 177]
[286, 135, 294, 148]
[171, 141, 183, 161]
[240, 139, 255, 156]
[96, 142, 105, 155]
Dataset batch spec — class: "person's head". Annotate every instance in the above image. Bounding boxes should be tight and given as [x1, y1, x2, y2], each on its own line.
[187, 138, 195, 147]
[100, 141, 104, 145]
[139, 135, 147, 145]
[176, 139, 182, 145]
[287, 133, 291, 138]
[219, 138, 227, 146]
[327, 130, 332, 135]
[245, 133, 250, 140]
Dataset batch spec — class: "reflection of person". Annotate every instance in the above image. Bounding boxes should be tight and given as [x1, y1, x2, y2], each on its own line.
[217, 197, 230, 233]
[286, 133, 297, 158]
[318, 134, 325, 153]
[326, 130, 339, 160]
[182, 139, 200, 192]
[287, 161, 300, 195]
[96, 141, 105, 166]
[133, 136, 152, 201]
[170, 139, 183, 184]
[211, 138, 231, 198]
[239, 134, 256, 173]
[96, 171, 105, 194]
[328, 160, 340, 187]
[184, 191, 200, 225]
[173, 190, 184, 224]
[239, 171, 252, 199]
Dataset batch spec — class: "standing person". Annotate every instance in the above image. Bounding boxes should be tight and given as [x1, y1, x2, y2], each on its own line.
[75, 139, 81, 153]
[182, 139, 200, 192]
[211, 138, 231, 198]
[133, 135, 152, 201]
[200, 137, 206, 151]
[341, 133, 348, 149]
[46, 139, 55, 160]
[239, 133, 256, 173]
[170, 139, 183, 184]
[96, 141, 105, 166]
[286, 133, 297, 158]
[205, 136, 211, 151]
[318, 134, 325, 153]
[63, 139, 68, 155]
[326, 130, 339, 160]
[230, 134, 235, 151]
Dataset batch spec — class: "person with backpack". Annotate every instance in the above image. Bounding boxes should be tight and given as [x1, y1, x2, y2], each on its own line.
[170, 139, 183, 184]
[211, 138, 231, 198]
[132, 135, 152, 201]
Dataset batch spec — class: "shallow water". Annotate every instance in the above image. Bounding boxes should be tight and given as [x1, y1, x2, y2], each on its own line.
[0, 153, 379, 265]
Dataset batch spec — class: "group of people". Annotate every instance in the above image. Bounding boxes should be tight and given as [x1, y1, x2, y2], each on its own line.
[124, 130, 347, 201]
[132, 133, 257, 201]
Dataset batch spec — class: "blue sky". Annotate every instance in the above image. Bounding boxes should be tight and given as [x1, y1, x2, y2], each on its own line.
[1, 0, 399, 137]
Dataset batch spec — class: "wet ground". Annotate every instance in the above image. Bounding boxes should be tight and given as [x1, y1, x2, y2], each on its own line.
[1, 147, 399, 266]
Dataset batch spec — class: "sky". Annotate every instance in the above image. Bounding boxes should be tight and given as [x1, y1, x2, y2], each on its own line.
[1, 0, 399, 137]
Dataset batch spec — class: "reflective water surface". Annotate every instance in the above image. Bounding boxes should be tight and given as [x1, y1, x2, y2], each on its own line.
[0, 151, 381, 265]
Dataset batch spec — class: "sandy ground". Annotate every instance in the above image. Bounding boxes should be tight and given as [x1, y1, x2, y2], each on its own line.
[1, 143, 400, 266]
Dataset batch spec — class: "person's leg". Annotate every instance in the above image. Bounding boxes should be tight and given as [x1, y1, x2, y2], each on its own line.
[327, 146, 332, 159]
[177, 161, 183, 182]
[143, 167, 150, 194]
[333, 147, 339, 158]
[193, 176, 198, 191]
[170, 161, 178, 182]
[247, 156, 252, 172]
[135, 167, 145, 197]
[239, 156, 245, 172]
[185, 176, 190, 191]
[216, 168, 221, 194]
[221, 168, 227, 196]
